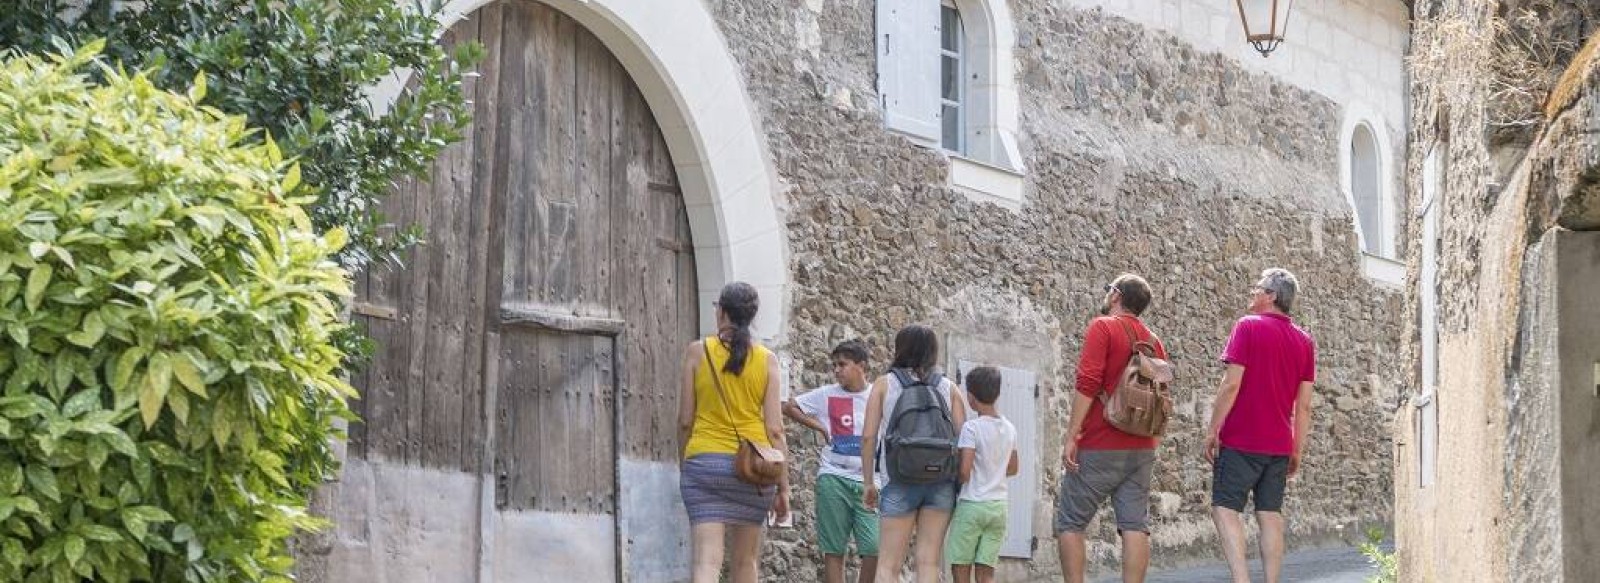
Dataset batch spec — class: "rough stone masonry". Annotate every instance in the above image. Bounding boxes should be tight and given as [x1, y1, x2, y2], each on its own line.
[706, 1, 1404, 580]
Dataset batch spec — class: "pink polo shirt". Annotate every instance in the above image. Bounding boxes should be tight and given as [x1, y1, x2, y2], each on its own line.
[1218, 313, 1316, 456]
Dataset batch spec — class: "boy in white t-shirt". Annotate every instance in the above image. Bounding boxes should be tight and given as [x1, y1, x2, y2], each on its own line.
[946, 366, 1018, 583]
[783, 340, 881, 583]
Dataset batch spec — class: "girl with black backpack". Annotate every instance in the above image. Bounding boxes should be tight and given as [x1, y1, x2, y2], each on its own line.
[860, 324, 967, 583]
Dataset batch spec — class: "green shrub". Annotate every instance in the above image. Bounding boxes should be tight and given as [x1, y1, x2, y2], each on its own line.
[1360, 526, 1398, 583]
[2, 0, 481, 272]
[0, 43, 353, 582]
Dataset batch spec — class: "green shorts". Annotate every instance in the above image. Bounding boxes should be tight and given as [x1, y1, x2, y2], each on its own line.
[816, 474, 879, 556]
[945, 499, 1008, 566]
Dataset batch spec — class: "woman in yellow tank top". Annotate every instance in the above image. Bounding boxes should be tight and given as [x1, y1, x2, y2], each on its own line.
[676, 282, 789, 583]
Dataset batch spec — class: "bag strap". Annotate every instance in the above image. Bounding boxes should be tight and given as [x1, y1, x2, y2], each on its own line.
[1102, 317, 1153, 406]
[702, 340, 746, 443]
[1114, 316, 1144, 352]
[887, 368, 952, 426]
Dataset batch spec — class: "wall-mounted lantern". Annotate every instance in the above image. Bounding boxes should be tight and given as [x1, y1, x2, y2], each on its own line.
[1235, 0, 1294, 57]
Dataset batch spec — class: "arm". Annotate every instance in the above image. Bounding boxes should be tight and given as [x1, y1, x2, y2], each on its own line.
[1065, 321, 1109, 471]
[1062, 391, 1094, 471]
[958, 448, 976, 484]
[762, 351, 791, 519]
[782, 397, 829, 443]
[1204, 364, 1246, 463]
[1290, 380, 1314, 475]
[676, 342, 702, 462]
[860, 377, 887, 508]
[1006, 448, 1020, 477]
[761, 352, 789, 492]
[948, 383, 967, 428]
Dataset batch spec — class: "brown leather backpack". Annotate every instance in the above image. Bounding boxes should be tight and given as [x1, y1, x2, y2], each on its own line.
[1100, 318, 1175, 437]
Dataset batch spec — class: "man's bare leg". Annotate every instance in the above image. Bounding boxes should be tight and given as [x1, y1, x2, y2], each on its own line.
[1211, 506, 1251, 583]
[1257, 511, 1285, 583]
[1120, 530, 1151, 583]
[1057, 532, 1088, 583]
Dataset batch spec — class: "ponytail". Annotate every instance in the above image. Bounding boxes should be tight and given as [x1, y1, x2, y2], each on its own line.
[723, 324, 753, 376]
[715, 282, 760, 375]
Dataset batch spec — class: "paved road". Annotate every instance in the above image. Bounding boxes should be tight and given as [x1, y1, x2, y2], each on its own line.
[1092, 544, 1384, 583]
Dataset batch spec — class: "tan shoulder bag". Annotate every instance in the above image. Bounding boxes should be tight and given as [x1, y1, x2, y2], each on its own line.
[703, 341, 786, 486]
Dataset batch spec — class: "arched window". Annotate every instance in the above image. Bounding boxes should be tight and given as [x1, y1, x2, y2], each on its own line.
[1350, 123, 1388, 256]
[1339, 107, 1402, 283]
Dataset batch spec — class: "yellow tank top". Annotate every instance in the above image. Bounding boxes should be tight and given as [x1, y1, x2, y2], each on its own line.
[684, 337, 773, 458]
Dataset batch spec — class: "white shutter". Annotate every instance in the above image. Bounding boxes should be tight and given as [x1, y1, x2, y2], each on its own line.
[876, 0, 941, 142]
[958, 361, 1038, 559]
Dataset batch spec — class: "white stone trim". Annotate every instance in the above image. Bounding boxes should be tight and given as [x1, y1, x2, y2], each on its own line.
[1339, 102, 1399, 261]
[1361, 253, 1405, 288]
[377, 0, 790, 340]
[949, 155, 1025, 210]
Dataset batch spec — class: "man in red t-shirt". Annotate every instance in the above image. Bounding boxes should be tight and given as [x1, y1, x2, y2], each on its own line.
[1054, 273, 1166, 583]
[1204, 268, 1316, 583]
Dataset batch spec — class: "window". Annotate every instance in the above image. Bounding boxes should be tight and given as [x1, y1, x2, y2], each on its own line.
[940, 2, 964, 153]
[1351, 124, 1389, 256]
[1418, 144, 1443, 488]
[1339, 107, 1402, 284]
[878, 0, 1025, 207]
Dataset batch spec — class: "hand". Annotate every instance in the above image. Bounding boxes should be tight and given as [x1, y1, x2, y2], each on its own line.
[1204, 434, 1220, 464]
[1288, 452, 1302, 476]
[772, 489, 791, 523]
[1062, 439, 1081, 473]
[863, 485, 879, 511]
[815, 427, 831, 447]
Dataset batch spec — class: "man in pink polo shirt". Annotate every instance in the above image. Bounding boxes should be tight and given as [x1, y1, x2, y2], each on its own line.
[1203, 268, 1316, 583]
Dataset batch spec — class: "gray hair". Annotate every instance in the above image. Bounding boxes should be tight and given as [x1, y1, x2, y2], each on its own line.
[1259, 268, 1299, 313]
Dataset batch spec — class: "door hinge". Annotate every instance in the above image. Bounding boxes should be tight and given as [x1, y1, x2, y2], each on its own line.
[1034, 384, 1040, 399]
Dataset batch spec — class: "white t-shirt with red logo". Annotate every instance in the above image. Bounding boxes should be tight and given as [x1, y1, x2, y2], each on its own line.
[795, 383, 883, 486]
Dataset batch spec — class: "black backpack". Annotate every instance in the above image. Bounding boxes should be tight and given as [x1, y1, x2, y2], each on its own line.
[882, 369, 958, 484]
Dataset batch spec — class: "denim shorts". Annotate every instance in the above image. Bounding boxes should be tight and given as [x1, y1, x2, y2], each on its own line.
[879, 480, 957, 517]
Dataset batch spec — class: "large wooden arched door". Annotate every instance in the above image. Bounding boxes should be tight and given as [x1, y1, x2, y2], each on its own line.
[343, 1, 698, 581]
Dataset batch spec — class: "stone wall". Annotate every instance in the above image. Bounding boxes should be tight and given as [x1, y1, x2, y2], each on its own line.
[1062, 0, 1411, 137]
[710, 1, 1403, 579]
[1397, 1, 1599, 581]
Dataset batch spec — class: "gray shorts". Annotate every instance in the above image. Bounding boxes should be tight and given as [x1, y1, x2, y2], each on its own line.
[1053, 449, 1156, 535]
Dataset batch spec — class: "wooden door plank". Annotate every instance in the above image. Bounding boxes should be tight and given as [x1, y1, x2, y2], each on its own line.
[459, 1, 505, 473]
[400, 159, 438, 466]
[417, 22, 478, 470]
[363, 174, 419, 462]
[613, 80, 656, 460]
[496, 0, 539, 307]
[575, 28, 616, 315]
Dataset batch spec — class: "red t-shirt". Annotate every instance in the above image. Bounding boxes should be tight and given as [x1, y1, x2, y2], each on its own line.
[1218, 313, 1317, 456]
[1074, 315, 1166, 450]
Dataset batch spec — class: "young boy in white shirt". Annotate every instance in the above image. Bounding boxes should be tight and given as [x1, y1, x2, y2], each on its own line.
[945, 366, 1018, 583]
[784, 340, 881, 583]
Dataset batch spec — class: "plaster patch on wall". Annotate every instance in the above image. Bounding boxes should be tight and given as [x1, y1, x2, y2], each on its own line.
[323, 458, 482, 583]
[619, 458, 691, 582]
[490, 510, 616, 583]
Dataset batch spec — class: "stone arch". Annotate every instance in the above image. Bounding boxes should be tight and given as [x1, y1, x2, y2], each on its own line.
[377, 0, 790, 339]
